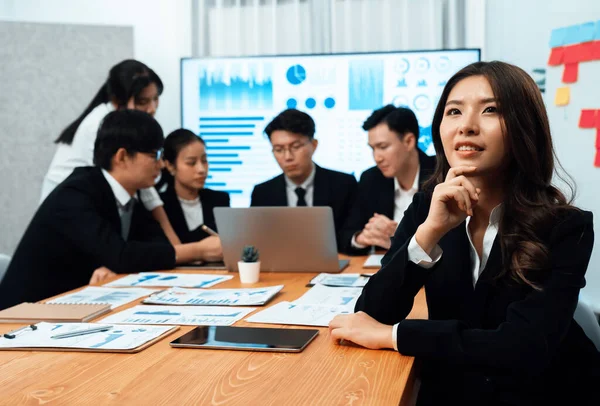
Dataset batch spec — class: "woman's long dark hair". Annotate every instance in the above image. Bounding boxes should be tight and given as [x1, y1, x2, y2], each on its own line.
[55, 59, 163, 145]
[425, 61, 576, 289]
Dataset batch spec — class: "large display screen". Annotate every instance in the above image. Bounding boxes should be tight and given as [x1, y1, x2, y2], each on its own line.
[181, 49, 480, 207]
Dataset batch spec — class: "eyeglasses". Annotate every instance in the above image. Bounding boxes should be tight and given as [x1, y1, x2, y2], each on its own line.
[145, 148, 164, 161]
[272, 141, 309, 156]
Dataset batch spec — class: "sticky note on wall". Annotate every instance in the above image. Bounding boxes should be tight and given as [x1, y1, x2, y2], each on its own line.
[579, 110, 598, 128]
[554, 87, 570, 106]
[579, 21, 597, 42]
[548, 47, 564, 65]
[562, 63, 579, 83]
[549, 27, 567, 47]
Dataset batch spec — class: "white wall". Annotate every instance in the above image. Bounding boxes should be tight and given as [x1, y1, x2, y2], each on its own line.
[0, 0, 192, 134]
[486, 0, 600, 308]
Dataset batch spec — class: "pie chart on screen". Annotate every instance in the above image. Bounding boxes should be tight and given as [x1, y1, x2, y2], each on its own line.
[286, 64, 306, 85]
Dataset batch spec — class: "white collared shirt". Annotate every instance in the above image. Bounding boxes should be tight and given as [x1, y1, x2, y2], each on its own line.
[101, 169, 134, 216]
[40, 102, 163, 212]
[391, 204, 503, 350]
[178, 196, 204, 231]
[393, 166, 420, 223]
[351, 166, 420, 249]
[285, 163, 316, 207]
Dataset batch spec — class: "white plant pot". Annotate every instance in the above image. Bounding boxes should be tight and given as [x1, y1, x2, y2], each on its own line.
[238, 261, 260, 284]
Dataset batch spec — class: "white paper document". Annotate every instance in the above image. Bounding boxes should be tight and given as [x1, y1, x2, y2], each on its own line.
[310, 273, 369, 287]
[0, 322, 173, 351]
[143, 285, 284, 306]
[246, 302, 352, 327]
[104, 273, 233, 288]
[101, 305, 255, 326]
[363, 254, 385, 268]
[246, 285, 363, 327]
[46, 287, 157, 309]
[293, 285, 362, 308]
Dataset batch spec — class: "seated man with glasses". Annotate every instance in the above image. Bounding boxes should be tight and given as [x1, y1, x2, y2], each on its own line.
[0, 110, 222, 310]
[250, 109, 357, 247]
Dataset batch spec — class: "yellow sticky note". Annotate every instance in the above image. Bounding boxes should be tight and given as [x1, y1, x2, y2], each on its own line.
[555, 87, 570, 106]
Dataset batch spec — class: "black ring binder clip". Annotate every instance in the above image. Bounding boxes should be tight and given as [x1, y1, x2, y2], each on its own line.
[3, 324, 38, 339]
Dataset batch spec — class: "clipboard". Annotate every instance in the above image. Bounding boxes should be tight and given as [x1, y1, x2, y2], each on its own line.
[0, 322, 179, 353]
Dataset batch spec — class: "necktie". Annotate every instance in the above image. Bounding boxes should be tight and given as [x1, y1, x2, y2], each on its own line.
[120, 199, 134, 240]
[295, 187, 307, 207]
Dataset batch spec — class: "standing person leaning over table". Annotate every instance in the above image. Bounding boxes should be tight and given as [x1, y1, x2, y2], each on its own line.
[329, 61, 600, 406]
[40, 59, 181, 245]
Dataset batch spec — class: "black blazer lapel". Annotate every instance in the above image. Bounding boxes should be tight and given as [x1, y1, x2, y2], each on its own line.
[199, 189, 217, 230]
[469, 235, 502, 326]
[380, 176, 395, 219]
[93, 168, 124, 236]
[312, 165, 329, 207]
[162, 186, 189, 238]
[274, 175, 288, 206]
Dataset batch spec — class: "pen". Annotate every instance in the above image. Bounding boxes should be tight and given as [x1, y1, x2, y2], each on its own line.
[51, 325, 113, 339]
[201, 224, 219, 237]
[3, 324, 38, 339]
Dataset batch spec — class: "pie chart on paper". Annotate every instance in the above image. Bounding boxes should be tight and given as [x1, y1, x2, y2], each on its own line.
[286, 64, 306, 85]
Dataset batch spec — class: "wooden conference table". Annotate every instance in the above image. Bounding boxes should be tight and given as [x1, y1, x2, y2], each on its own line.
[0, 255, 428, 406]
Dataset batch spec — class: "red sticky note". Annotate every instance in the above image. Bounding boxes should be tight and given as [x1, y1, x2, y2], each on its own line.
[579, 109, 598, 128]
[580, 42, 595, 62]
[592, 41, 600, 60]
[563, 45, 581, 64]
[548, 47, 564, 66]
[595, 148, 600, 168]
[596, 129, 600, 149]
[562, 63, 579, 83]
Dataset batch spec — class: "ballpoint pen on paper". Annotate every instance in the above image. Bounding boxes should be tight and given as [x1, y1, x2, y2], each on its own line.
[51, 325, 113, 339]
[201, 224, 219, 237]
[3, 324, 38, 339]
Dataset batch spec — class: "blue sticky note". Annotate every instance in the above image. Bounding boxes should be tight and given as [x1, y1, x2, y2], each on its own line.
[549, 27, 567, 47]
[595, 20, 600, 40]
[579, 22, 597, 42]
[563, 25, 581, 45]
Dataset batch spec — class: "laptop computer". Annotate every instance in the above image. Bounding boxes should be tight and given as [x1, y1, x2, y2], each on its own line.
[214, 207, 349, 273]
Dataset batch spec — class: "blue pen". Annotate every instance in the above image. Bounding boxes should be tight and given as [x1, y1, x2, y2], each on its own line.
[51, 325, 113, 339]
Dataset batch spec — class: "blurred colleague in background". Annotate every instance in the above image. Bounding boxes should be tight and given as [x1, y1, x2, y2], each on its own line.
[160, 129, 229, 251]
[1, 111, 221, 310]
[250, 109, 357, 246]
[340, 105, 436, 254]
[40, 59, 180, 245]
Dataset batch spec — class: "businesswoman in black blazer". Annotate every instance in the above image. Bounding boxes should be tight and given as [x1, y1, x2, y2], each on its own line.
[160, 129, 229, 257]
[329, 61, 599, 405]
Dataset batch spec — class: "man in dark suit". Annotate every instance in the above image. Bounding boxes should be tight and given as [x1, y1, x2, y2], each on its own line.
[0, 110, 221, 310]
[340, 105, 436, 254]
[250, 109, 357, 246]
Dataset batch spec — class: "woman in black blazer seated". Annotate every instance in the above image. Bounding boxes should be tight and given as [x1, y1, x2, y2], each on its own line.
[160, 129, 229, 253]
[329, 61, 599, 405]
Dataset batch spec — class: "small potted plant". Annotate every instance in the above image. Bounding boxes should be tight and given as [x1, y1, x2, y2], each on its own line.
[238, 245, 260, 283]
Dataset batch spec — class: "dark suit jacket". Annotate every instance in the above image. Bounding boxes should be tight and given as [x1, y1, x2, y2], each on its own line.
[0, 167, 176, 310]
[340, 149, 436, 254]
[250, 164, 357, 247]
[355, 192, 600, 406]
[160, 185, 230, 243]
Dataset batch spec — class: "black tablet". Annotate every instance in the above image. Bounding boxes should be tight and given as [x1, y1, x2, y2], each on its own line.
[170, 326, 319, 352]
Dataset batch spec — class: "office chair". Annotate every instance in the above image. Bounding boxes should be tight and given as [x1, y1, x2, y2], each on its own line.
[574, 299, 600, 352]
[0, 254, 10, 284]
